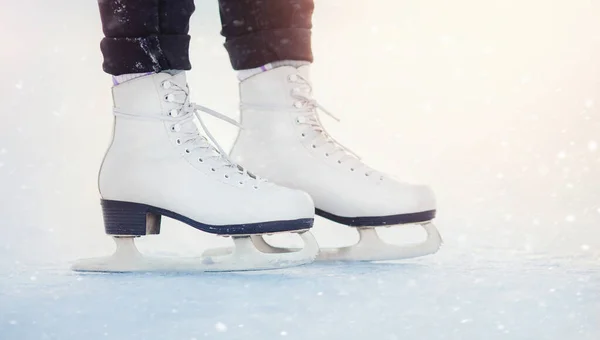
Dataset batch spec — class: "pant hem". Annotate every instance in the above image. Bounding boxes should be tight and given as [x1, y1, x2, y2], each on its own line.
[224, 28, 313, 70]
[100, 34, 192, 75]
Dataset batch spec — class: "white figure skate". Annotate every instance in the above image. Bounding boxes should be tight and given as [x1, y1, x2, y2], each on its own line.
[72, 72, 318, 273]
[227, 65, 442, 262]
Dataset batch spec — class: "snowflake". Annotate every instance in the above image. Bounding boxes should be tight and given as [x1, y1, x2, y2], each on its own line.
[215, 322, 227, 332]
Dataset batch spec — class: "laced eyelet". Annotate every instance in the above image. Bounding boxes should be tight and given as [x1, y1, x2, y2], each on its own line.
[294, 101, 304, 108]
[198, 158, 203, 163]
[287, 74, 298, 82]
[175, 139, 181, 145]
[162, 81, 172, 89]
[169, 109, 178, 117]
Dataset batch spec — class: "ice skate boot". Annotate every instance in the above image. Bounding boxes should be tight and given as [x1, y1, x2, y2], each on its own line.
[228, 65, 442, 261]
[72, 72, 318, 273]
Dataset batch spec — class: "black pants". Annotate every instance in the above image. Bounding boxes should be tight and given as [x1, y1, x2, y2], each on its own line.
[98, 0, 314, 75]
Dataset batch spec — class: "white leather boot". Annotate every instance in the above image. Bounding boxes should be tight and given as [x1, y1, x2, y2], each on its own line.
[72, 72, 318, 273]
[230, 65, 442, 261]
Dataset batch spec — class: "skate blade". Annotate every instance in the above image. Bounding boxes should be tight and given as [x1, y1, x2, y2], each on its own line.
[218, 222, 442, 262]
[72, 231, 318, 273]
[317, 222, 442, 261]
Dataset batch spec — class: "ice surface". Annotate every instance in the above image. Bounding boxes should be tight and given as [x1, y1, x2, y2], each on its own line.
[1, 0, 599, 339]
[1, 254, 599, 340]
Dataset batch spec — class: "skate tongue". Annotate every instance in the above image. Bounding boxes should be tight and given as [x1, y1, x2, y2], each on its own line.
[297, 65, 311, 82]
[167, 71, 188, 90]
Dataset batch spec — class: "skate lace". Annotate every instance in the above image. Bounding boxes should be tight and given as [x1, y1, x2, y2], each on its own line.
[115, 80, 263, 186]
[291, 75, 379, 177]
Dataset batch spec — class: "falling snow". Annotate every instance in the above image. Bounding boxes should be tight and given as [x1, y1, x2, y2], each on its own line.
[215, 322, 227, 332]
[1, 1, 599, 340]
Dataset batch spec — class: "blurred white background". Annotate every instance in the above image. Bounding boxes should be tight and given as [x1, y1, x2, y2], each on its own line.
[0, 1, 599, 339]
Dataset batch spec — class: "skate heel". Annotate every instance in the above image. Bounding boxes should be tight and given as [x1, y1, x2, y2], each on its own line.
[101, 199, 161, 236]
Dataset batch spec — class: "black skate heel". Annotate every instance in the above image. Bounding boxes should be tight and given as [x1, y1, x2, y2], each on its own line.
[101, 199, 161, 236]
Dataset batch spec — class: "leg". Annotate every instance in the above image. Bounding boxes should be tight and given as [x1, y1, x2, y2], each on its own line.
[74, 1, 320, 273]
[218, 0, 314, 70]
[227, 1, 442, 261]
[97, 0, 195, 75]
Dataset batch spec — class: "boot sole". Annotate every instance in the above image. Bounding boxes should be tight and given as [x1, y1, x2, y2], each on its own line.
[315, 209, 436, 227]
[101, 199, 313, 236]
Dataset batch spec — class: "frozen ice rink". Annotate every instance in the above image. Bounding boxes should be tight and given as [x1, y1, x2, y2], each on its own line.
[1, 1, 599, 339]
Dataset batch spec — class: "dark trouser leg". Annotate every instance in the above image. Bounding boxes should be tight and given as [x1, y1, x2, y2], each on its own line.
[98, 0, 195, 75]
[219, 0, 314, 70]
